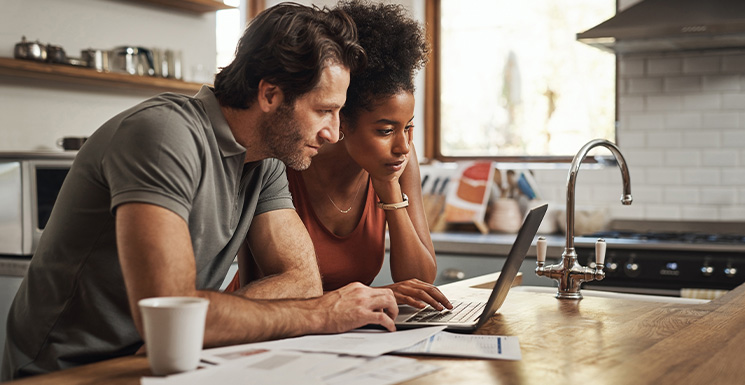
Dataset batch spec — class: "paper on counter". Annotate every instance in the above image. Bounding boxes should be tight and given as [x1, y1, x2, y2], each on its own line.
[324, 355, 441, 385]
[141, 350, 440, 385]
[141, 350, 334, 385]
[202, 326, 446, 361]
[395, 331, 522, 360]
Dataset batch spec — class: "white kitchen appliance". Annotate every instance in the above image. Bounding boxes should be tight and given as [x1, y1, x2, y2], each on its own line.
[0, 152, 75, 379]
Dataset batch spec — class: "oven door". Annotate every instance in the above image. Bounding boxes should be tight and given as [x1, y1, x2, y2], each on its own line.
[0, 161, 24, 255]
[26, 159, 72, 256]
[0, 159, 72, 256]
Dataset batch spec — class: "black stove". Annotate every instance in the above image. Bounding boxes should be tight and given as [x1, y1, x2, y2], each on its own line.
[584, 230, 745, 246]
[572, 223, 745, 296]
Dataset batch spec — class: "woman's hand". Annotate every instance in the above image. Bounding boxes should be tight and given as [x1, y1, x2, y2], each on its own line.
[382, 279, 453, 311]
[369, 127, 413, 203]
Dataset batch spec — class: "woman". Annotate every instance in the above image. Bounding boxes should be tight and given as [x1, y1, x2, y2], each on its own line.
[228, 0, 451, 311]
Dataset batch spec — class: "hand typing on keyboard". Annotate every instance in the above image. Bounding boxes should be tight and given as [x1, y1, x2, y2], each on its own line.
[381, 278, 453, 311]
[405, 301, 486, 324]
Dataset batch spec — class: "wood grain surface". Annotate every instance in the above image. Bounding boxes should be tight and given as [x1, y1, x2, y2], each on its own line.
[7, 279, 745, 385]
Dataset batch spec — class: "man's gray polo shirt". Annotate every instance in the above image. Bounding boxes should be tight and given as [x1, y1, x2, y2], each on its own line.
[2, 86, 294, 380]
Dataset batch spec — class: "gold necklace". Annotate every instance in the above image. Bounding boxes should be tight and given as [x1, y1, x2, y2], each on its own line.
[327, 172, 365, 214]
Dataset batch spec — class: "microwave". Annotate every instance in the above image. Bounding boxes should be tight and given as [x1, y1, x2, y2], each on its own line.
[0, 152, 75, 257]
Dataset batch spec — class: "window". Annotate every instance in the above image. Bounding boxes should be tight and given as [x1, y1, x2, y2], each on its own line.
[216, 0, 243, 70]
[426, 0, 617, 161]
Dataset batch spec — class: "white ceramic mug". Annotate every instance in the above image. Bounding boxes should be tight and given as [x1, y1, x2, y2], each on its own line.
[138, 296, 209, 375]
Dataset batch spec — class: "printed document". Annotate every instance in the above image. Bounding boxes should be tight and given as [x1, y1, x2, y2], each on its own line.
[141, 351, 440, 385]
[202, 326, 446, 361]
[396, 331, 522, 360]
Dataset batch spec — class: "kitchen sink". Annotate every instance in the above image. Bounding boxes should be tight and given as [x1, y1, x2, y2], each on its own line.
[510, 285, 710, 304]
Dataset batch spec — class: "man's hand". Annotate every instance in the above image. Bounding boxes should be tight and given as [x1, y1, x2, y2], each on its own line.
[383, 279, 453, 311]
[316, 283, 399, 333]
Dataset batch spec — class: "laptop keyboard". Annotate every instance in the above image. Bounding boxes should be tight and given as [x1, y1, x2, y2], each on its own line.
[404, 301, 486, 324]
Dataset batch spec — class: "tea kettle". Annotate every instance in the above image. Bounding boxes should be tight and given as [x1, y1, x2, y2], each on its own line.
[109, 46, 155, 76]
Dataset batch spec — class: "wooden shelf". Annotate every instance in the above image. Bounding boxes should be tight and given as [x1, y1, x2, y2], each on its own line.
[123, 0, 236, 13]
[0, 57, 205, 95]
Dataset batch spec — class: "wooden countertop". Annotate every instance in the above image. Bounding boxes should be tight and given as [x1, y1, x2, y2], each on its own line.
[8, 276, 745, 385]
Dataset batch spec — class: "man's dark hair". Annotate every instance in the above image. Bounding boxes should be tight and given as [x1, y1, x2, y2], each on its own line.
[214, 2, 366, 109]
[336, 0, 430, 125]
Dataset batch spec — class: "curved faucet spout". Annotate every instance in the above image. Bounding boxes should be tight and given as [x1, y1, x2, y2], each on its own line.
[566, 139, 632, 251]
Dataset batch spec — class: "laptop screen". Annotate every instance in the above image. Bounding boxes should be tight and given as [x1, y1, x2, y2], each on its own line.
[475, 203, 547, 329]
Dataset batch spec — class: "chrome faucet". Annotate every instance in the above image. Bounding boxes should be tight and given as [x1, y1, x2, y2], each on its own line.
[535, 139, 633, 299]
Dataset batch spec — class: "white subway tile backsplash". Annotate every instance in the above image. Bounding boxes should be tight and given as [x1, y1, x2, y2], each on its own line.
[618, 132, 645, 148]
[682, 132, 721, 148]
[646, 168, 683, 185]
[625, 149, 664, 167]
[683, 94, 722, 111]
[681, 206, 719, 220]
[665, 113, 702, 130]
[647, 95, 683, 111]
[663, 187, 700, 204]
[532, 169, 567, 184]
[618, 78, 628, 95]
[722, 93, 745, 109]
[684, 56, 722, 73]
[719, 206, 745, 220]
[702, 75, 742, 92]
[647, 132, 682, 148]
[722, 169, 745, 185]
[575, 169, 613, 185]
[544, 51, 745, 222]
[618, 95, 645, 112]
[665, 150, 701, 166]
[645, 205, 682, 220]
[608, 205, 645, 219]
[701, 188, 738, 205]
[664, 76, 702, 93]
[619, 58, 645, 76]
[626, 114, 665, 130]
[682, 168, 721, 185]
[702, 112, 739, 128]
[702, 150, 739, 167]
[648, 57, 683, 75]
[628, 77, 664, 94]
[624, 185, 663, 203]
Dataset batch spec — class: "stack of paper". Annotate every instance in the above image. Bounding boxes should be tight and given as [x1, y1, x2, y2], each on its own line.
[140, 326, 521, 385]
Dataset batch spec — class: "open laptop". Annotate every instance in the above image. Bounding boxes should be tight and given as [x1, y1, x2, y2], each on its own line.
[394, 203, 548, 332]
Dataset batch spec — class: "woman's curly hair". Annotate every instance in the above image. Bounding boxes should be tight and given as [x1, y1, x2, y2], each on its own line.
[337, 0, 430, 126]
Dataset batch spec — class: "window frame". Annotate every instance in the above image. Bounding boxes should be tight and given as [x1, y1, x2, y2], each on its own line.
[423, 0, 619, 163]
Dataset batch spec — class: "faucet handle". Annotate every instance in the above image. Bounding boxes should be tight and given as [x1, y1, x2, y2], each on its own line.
[537, 236, 547, 263]
[595, 238, 606, 268]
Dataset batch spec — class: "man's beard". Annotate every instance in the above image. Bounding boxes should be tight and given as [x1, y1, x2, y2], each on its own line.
[261, 102, 312, 171]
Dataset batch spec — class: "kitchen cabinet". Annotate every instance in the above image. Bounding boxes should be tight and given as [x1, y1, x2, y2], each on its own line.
[0, 58, 203, 95]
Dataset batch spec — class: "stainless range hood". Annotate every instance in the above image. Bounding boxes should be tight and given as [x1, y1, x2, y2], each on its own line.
[577, 0, 745, 53]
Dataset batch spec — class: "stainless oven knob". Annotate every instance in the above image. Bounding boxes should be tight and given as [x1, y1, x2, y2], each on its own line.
[624, 262, 640, 277]
[606, 261, 618, 273]
[701, 265, 714, 276]
[724, 267, 737, 278]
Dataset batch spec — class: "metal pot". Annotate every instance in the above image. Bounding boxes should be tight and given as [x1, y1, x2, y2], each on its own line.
[109, 46, 155, 76]
[14, 36, 47, 62]
[46, 44, 67, 64]
[81, 49, 109, 72]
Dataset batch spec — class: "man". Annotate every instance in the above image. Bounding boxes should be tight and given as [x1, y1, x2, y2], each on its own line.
[2, 3, 397, 380]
